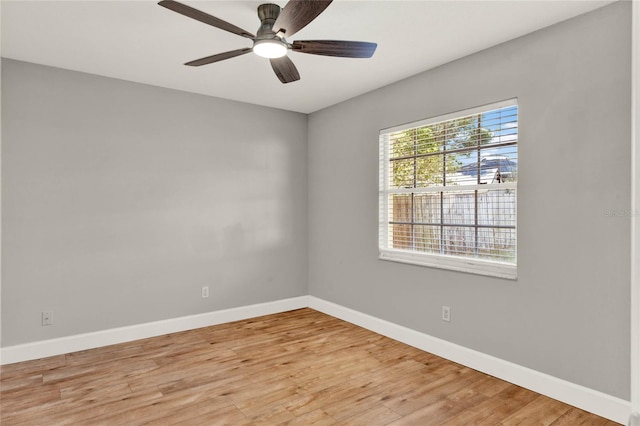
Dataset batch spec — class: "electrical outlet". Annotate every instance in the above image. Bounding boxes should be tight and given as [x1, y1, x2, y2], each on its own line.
[42, 311, 53, 326]
[442, 306, 451, 322]
[201, 286, 209, 298]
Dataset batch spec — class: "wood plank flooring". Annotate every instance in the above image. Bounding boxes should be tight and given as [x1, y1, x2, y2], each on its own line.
[1, 308, 618, 425]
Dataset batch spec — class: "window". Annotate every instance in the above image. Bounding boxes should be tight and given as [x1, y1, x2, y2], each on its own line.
[378, 99, 518, 279]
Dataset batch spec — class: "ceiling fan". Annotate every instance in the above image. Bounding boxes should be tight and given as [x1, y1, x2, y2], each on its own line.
[158, 0, 377, 84]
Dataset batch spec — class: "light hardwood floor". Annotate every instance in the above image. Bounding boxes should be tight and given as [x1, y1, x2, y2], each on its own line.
[1, 308, 618, 425]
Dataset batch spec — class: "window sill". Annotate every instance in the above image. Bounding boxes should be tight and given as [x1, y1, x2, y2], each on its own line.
[379, 249, 517, 280]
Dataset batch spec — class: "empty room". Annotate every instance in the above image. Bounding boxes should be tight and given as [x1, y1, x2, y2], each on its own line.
[1, 0, 638, 424]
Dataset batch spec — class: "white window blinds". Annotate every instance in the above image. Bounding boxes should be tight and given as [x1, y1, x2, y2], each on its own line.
[378, 99, 518, 279]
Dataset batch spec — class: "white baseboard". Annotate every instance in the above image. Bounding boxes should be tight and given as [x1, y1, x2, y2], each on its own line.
[0, 296, 310, 365]
[0, 295, 630, 424]
[308, 296, 631, 425]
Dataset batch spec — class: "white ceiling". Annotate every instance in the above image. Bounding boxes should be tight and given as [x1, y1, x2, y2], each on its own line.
[1, 0, 613, 113]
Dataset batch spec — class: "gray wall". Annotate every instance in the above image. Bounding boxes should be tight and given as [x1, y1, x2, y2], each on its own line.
[1, 59, 308, 346]
[1, 0, 632, 403]
[307, 2, 631, 399]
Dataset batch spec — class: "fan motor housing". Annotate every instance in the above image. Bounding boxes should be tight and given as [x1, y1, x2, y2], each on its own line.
[256, 3, 282, 38]
[257, 3, 280, 22]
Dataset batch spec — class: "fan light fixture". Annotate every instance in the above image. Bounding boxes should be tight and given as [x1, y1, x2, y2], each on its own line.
[253, 39, 288, 58]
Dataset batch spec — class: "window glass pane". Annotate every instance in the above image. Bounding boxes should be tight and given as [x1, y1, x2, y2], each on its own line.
[491, 145, 518, 183]
[478, 146, 518, 183]
[444, 152, 470, 186]
[390, 194, 412, 221]
[390, 223, 412, 250]
[442, 191, 475, 225]
[477, 227, 516, 262]
[476, 106, 518, 147]
[442, 226, 476, 257]
[478, 189, 516, 227]
[415, 156, 444, 187]
[414, 193, 441, 224]
[485, 106, 518, 145]
[390, 158, 415, 188]
[389, 193, 412, 250]
[415, 127, 441, 154]
[413, 225, 441, 253]
[389, 133, 414, 158]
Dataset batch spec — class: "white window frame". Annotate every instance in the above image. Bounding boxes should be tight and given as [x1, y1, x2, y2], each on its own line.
[378, 99, 518, 279]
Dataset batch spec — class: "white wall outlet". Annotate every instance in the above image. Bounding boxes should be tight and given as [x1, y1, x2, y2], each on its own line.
[41, 311, 53, 326]
[442, 306, 451, 322]
[201, 286, 209, 298]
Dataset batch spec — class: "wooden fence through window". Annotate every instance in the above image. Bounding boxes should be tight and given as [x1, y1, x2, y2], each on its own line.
[390, 190, 516, 262]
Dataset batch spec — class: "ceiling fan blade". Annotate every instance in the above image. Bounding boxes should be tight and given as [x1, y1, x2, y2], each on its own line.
[273, 0, 332, 38]
[185, 48, 252, 66]
[158, 0, 255, 39]
[270, 56, 301, 84]
[292, 40, 377, 58]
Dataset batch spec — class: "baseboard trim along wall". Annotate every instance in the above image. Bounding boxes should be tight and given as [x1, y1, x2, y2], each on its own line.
[0, 296, 309, 366]
[0, 295, 631, 424]
[306, 297, 631, 425]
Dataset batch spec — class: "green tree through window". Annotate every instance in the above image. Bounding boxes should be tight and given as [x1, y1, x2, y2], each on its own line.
[389, 116, 493, 188]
